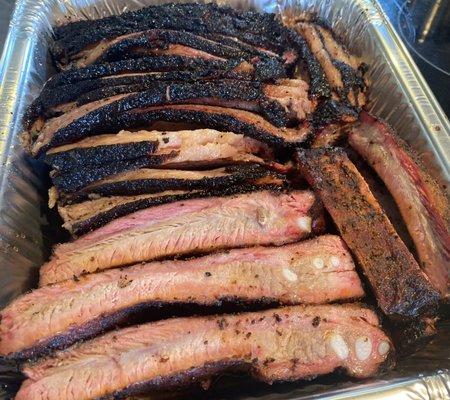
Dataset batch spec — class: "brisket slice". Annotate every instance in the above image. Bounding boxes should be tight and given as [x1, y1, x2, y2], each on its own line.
[25, 57, 287, 126]
[0, 235, 364, 360]
[49, 3, 331, 99]
[54, 164, 284, 204]
[17, 304, 392, 400]
[296, 148, 440, 322]
[348, 112, 449, 297]
[55, 172, 288, 235]
[293, 19, 366, 108]
[70, 29, 286, 69]
[44, 56, 286, 91]
[45, 128, 275, 174]
[47, 136, 282, 194]
[39, 189, 324, 285]
[51, 3, 296, 64]
[44, 57, 258, 89]
[30, 104, 311, 156]
[30, 79, 314, 143]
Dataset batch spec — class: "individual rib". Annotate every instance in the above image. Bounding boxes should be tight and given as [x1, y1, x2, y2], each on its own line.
[54, 168, 287, 235]
[348, 112, 449, 297]
[39, 189, 324, 285]
[16, 304, 392, 400]
[297, 147, 440, 321]
[0, 236, 363, 360]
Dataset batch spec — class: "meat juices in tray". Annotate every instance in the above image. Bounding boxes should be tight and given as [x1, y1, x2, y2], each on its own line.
[0, 2, 448, 400]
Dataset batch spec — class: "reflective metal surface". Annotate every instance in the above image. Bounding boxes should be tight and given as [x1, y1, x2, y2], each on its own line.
[0, 0, 448, 399]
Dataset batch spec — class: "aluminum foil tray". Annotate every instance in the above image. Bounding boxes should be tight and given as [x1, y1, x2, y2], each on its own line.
[0, 0, 449, 398]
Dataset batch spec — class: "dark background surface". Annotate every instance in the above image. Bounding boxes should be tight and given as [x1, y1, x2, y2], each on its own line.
[0, 0, 449, 116]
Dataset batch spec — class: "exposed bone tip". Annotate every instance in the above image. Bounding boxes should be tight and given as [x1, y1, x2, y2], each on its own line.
[328, 333, 349, 360]
[296, 216, 311, 232]
[355, 336, 372, 361]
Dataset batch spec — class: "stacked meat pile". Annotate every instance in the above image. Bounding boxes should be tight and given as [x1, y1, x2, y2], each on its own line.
[1, 3, 448, 400]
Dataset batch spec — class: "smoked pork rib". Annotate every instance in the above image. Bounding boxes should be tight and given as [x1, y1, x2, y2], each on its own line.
[55, 172, 287, 235]
[40, 189, 324, 285]
[0, 236, 363, 360]
[348, 112, 449, 297]
[16, 304, 392, 400]
[297, 148, 440, 320]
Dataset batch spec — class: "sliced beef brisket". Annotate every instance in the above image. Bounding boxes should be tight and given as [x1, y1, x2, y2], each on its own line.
[30, 104, 311, 156]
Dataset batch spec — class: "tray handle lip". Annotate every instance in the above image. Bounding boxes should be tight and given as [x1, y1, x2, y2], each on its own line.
[0, 0, 55, 190]
[367, 0, 449, 177]
[289, 369, 450, 400]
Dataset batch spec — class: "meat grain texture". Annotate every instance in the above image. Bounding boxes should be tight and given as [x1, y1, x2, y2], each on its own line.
[0, 236, 363, 360]
[16, 304, 392, 400]
[348, 112, 449, 297]
[40, 189, 324, 285]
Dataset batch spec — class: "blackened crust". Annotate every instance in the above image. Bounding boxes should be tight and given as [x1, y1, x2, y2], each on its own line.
[41, 105, 308, 156]
[96, 361, 247, 400]
[312, 24, 365, 104]
[27, 70, 241, 125]
[296, 147, 440, 320]
[287, 30, 331, 98]
[43, 56, 286, 90]
[52, 155, 176, 193]
[65, 164, 285, 202]
[70, 183, 287, 236]
[45, 141, 159, 173]
[332, 60, 365, 106]
[52, 4, 294, 62]
[45, 57, 241, 89]
[117, 107, 308, 149]
[37, 80, 289, 150]
[25, 57, 289, 126]
[312, 99, 358, 128]
[94, 30, 273, 66]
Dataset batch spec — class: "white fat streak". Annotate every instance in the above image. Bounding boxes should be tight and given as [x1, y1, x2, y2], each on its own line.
[328, 333, 349, 360]
[282, 267, 298, 282]
[296, 216, 311, 232]
[355, 336, 372, 361]
[378, 341, 390, 356]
